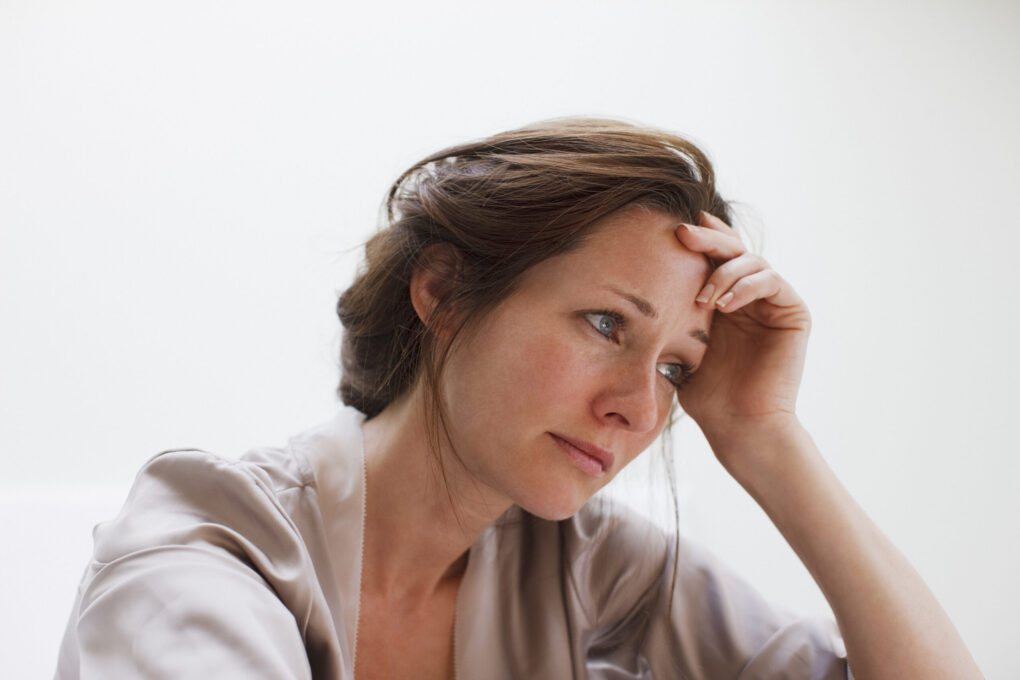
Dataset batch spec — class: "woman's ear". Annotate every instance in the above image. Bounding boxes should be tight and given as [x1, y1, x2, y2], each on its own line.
[409, 243, 462, 338]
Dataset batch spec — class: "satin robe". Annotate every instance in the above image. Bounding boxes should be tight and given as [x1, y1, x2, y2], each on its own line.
[55, 406, 851, 679]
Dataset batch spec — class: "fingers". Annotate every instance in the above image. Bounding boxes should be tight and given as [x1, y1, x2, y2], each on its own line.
[695, 252, 769, 307]
[675, 212, 744, 260]
[697, 210, 736, 233]
[706, 268, 790, 312]
[676, 212, 803, 312]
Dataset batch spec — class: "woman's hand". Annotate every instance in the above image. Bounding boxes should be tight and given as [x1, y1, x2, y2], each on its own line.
[674, 211, 811, 458]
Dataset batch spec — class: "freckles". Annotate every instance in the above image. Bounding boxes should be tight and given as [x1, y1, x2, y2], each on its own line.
[521, 340, 577, 391]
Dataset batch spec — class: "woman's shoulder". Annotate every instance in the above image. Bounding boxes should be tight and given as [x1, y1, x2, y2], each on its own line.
[564, 497, 768, 585]
[87, 447, 305, 567]
[90, 406, 367, 566]
[143, 442, 313, 496]
[61, 428, 356, 680]
[554, 499, 780, 627]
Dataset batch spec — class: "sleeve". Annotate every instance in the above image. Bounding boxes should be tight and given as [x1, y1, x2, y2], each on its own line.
[641, 534, 851, 680]
[564, 502, 852, 680]
[57, 449, 317, 680]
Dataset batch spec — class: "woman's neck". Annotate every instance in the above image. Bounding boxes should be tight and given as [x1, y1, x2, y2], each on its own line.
[359, 385, 513, 606]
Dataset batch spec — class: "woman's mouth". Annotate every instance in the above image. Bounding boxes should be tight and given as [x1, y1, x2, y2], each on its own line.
[550, 433, 615, 478]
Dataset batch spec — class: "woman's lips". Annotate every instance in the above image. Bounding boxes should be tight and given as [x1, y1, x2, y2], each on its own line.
[550, 433, 616, 477]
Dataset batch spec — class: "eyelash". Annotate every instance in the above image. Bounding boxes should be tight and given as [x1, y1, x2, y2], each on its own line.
[582, 310, 696, 390]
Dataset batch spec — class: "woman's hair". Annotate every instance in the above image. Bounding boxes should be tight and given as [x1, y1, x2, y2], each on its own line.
[337, 116, 732, 424]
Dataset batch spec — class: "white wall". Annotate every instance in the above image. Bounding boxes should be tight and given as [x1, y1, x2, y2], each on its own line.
[2, 0, 1017, 676]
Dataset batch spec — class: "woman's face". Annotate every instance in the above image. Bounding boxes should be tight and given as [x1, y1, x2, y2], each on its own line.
[439, 206, 714, 520]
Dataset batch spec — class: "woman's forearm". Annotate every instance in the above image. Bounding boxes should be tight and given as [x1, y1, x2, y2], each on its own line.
[705, 418, 983, 680]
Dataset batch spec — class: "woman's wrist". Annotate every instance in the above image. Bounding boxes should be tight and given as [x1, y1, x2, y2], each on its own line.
[697, 412, 814, 489]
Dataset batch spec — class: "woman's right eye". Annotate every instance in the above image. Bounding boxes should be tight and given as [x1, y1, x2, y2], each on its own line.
[584, 311, 623, 339]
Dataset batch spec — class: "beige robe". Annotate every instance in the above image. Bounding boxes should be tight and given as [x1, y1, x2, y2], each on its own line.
[55, 406, 851, 679]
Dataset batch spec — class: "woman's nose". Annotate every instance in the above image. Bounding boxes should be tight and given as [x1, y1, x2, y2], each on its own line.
[592, 362, 661, 434]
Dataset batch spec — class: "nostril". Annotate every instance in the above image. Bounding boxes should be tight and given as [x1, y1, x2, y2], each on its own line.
[605, 411, 630, 428]
[603, 404, 657, 433]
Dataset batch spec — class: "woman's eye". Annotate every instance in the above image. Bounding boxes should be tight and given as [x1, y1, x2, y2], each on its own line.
[584, 312, 620, 339]
[657, 362, 693, 389]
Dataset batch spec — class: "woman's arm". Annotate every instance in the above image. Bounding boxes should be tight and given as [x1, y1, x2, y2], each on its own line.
[675, 211, 983, 679]
[705, 415, 983, 680]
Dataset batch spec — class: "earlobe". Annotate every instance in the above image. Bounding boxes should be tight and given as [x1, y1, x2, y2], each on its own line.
[409, 243, 462, 337]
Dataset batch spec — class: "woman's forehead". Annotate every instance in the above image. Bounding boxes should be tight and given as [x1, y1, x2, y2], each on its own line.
[511, 208, 712, 326]
[561, 208, 710, 282]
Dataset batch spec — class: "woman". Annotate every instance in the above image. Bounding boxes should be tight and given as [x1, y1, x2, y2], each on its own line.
[55, 118, 982, 679]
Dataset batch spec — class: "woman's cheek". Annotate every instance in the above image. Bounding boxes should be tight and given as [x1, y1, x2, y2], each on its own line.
[523, 338, 584, 396]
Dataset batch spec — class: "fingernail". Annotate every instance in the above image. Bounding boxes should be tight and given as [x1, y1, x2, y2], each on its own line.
[716, 291, 734, 308]
[680, 222, 697, 233]
[696, 283, 714, 304]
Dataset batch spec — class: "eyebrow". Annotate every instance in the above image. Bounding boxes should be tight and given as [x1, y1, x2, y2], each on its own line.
[605, 285, 711, 347]
[607, 285, 658, 319]
[690, 329, 710, 347]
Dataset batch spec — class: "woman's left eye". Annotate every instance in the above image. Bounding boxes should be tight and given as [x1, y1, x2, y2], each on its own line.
[657, 362, 694, 389]
[584, 311, 622, 339]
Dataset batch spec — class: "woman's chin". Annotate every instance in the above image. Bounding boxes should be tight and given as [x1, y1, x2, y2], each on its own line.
[517, 488, 591, 521]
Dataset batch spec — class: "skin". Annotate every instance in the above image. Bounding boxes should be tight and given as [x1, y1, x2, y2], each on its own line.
[355, 206, 984, 680]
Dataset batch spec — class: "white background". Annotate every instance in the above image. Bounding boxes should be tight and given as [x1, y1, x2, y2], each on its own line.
[2, 0, 1018, 677]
